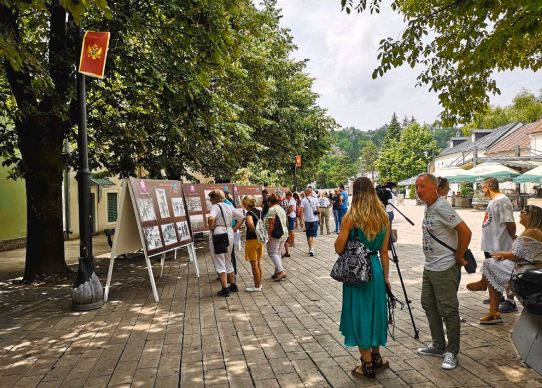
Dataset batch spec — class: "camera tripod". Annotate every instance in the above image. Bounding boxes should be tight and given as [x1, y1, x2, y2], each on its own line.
[388, 203, 419, 339]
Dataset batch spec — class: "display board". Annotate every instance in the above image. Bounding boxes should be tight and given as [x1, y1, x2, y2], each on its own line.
[182, 183, 234, 233]
[233, 185, 263, 208]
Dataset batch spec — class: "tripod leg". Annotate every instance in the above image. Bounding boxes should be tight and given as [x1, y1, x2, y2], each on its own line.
[389, 240, 420, 339]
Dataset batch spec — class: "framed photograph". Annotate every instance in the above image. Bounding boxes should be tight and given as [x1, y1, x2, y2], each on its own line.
[176, 221, 191, 242]
[161, 223, 178, 246]
[204, 190, 213, 212]
[171, 197, 185, 217]
[155, 188, 170, 219]
[189, 214, 205, 231]
[186, 196, 202, 212]
[137, 198, 156, 222]
[143, 226, 162, 250]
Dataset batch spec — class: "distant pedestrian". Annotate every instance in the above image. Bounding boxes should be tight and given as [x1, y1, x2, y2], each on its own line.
[241, 196, 264, 292]
[336, 177, 391, 379]
[284, 190, 297, 256]
[300, 187, 320, 256]
[338, 184, 349, 229]
[331, 189, 341, 233]
[415, 174, 471, 370]
[266, 193, 288, 281]
[293, 192, 302, 228]
[318, 191, 331, 234]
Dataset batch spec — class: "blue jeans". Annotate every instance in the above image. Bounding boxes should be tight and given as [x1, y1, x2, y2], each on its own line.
[338, 207, 347, 229]
[333, 208, 340, 232]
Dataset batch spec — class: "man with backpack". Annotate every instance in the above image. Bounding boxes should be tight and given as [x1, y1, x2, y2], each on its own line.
[266, 193, 288, 282]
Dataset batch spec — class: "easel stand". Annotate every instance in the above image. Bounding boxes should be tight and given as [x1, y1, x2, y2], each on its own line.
[104, 242, 199, 302]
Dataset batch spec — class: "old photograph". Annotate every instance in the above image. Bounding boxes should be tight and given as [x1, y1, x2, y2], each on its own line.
[204, 190, 213, 212]
[143, 226, 162, 250]
[155, 188, 170, 218]
[188, 214, 205, 231]
[176, 221, 191, 242]
[185, 196, 202, 212]
[137, 198, 156, 222]
[161, 223, 178, 246]
[171, 197, 185, 217]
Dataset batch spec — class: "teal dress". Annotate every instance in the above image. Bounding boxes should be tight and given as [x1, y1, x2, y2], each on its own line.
[339, 228, 387, 348]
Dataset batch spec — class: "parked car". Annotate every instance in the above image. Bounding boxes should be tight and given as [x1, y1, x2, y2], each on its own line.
[471, 189, 520, 210]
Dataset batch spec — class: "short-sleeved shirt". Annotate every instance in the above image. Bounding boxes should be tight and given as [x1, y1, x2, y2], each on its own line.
[422, 197, 463, 271]
[318, 197, 330, 208]
[246, 208, 262, 240]
[266, 204, 288, 233]
[340, 191, 349, 209]
[301, 197, 319, 222]
[287, 198, 296, 218]
[481, 193, 515, 252]
[210, 203, 233, 235]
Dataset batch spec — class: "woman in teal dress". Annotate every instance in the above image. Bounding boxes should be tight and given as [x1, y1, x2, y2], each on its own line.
[335, 177, 391, 379]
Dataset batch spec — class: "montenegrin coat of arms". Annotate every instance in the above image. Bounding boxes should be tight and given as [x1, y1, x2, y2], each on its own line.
[87, 43, 103, 60]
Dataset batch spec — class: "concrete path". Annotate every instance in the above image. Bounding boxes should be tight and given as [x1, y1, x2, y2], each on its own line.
[0, 206, 540, 387]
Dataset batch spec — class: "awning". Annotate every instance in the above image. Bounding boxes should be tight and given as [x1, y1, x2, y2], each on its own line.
[513, 165, 542, 184]
[90, 176, 115, 187]
[398, 175, 419, 186]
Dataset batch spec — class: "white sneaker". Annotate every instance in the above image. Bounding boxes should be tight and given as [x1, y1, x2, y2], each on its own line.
[442, 352, 458, 370]
[245, 287, 262, 292]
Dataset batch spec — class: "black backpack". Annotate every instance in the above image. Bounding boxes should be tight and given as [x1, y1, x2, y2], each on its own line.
[271, 214, 284, 239]
[511, 268, 542, 315]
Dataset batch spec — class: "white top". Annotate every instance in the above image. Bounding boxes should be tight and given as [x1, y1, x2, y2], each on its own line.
[301, 197, 319, 222]
[210, 203, 244, 235]
[318, 197, 330, 208]
[287, 198, 297, 218]
[385, 191, 396, 213]
[481, 193, 515, 252]
[422, 197, 463, 271]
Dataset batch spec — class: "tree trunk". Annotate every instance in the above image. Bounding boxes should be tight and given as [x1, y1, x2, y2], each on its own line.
[21, 117, 71, 282]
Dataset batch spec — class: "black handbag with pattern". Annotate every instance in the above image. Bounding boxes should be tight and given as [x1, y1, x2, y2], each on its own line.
[330, 237, 375, 285]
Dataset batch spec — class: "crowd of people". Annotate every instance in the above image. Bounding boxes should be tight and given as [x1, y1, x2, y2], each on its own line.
[205, 174, 542, 379]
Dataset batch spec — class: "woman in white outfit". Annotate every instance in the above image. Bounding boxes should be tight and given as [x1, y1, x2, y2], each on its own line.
[266, 193, 288, 282]
[208, 189, 243, 297]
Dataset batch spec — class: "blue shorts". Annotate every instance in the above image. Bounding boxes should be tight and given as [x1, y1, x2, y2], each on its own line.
[288, 217, 295, 231]
[305, 221, 318, 237]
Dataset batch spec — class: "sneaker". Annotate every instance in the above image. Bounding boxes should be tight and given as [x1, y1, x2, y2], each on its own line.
[245, 287, 262, 292]
[442, 352, 458, 370]
[417, 344, 445, 357]
[499, 300, 518, 313]
[309, 251, 314, 257]
[228, 283, 239, 292]
[281, 253, 291, 258]
[271, 273, 278, 280]
[217, 288, 230, 297]
[479, 310, 503, 325]
[273, 273, 287, 282]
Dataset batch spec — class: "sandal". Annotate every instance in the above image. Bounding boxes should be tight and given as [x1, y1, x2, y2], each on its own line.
[371, 352, 389, 370]
[352, 358, 375, 379]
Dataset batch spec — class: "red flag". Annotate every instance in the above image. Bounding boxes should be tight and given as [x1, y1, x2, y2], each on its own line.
[78, 32, 110, 79]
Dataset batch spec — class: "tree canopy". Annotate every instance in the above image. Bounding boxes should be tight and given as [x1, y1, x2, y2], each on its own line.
[341, 0, 542, 125]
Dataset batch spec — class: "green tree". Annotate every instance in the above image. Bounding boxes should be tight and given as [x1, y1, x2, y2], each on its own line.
[342, 0, 542, 125]
[360, 141, 378, 180]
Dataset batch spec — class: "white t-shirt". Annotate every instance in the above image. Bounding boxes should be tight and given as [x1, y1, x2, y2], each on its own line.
[318, 197, 330, 208]
[210, 203, 244, 234]
[481, 193, 515, 252]
[301, 197, 319, 222]
[287, 198, 297, 218]
[385, 191, 396, 213]
[422, 197, 463, 271]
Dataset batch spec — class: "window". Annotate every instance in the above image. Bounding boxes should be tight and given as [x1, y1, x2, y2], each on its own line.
[107, 192, 118, 223]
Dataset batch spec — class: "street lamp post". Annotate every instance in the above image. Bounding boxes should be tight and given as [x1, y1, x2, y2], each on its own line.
[72, 27, 104, 311]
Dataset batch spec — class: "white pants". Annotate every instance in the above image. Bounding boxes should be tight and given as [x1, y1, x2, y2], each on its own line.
[209, 229, 234, 274]
[267, 236, 286, 273]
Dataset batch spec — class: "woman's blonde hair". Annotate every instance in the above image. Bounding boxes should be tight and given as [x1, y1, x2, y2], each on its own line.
[527, 205, 542, 229]
[241, 195, 256, 209]
[347, 177, 389, 240]
[208, 189, 225, 203]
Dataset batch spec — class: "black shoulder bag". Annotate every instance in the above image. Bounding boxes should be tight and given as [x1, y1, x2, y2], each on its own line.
[212, 204, 230, 254]
[271, 211, 284, 239]
[426, 228, 477, 273]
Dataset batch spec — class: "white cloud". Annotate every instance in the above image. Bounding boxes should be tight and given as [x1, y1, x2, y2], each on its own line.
[274, 0, 542, 129]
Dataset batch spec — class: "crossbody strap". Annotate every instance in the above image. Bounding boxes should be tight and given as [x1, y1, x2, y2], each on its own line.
[426, 228, 456, 253]
[216, 203, 229, 230]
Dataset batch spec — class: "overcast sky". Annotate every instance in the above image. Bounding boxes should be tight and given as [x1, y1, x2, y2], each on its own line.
[275, 1, 542, 130]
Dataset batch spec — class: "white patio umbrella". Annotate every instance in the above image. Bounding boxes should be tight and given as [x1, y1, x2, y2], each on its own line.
[439, 167, 475, 183]
[468, 161, 520, 182]
[513, 165, 542, 183]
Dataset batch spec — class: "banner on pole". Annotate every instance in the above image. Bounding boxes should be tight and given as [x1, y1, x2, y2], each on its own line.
[295, 155, 302, 167]
[79, 31, 110, 79]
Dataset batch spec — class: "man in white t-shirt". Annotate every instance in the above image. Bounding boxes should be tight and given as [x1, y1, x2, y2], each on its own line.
[415, 174, 472, 370]
[468, 177, 517, 314]
[300, 187, 320, 256]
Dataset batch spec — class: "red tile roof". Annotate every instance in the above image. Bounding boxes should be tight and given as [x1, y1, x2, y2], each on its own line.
[485, 121, 538, 155]
[529, 119, 542, 135]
